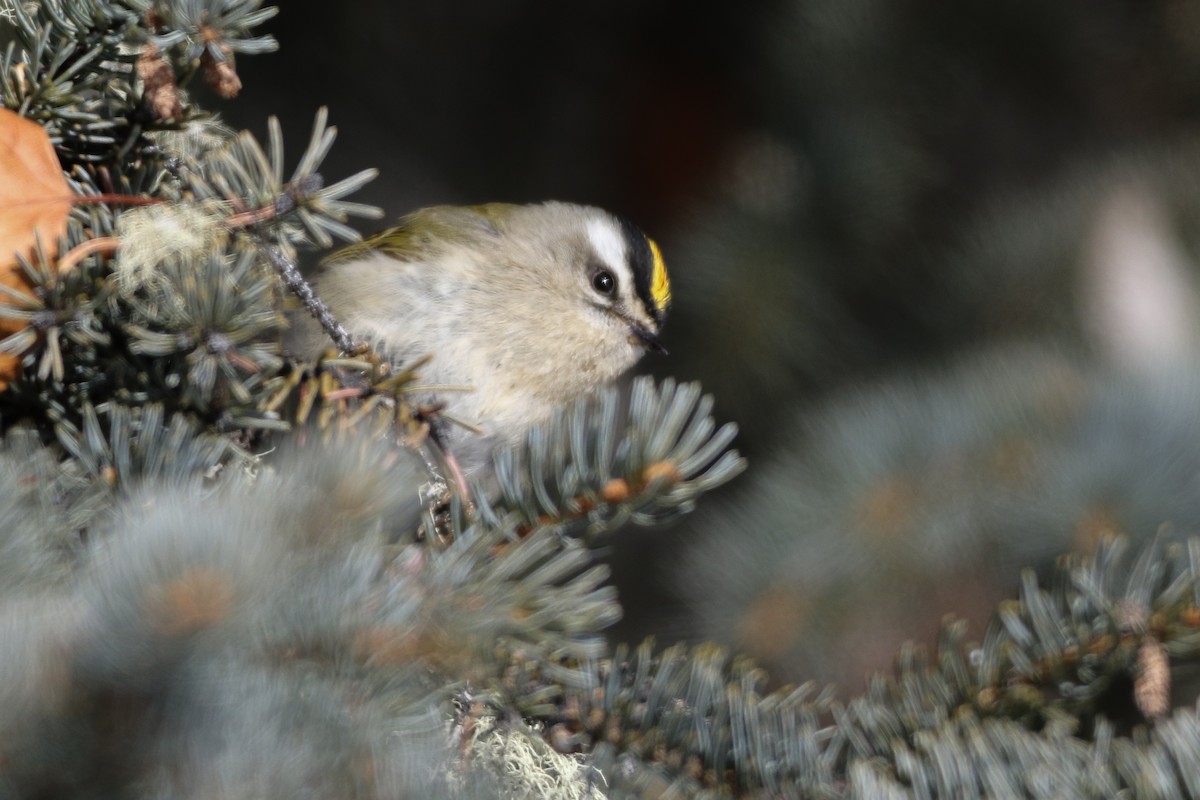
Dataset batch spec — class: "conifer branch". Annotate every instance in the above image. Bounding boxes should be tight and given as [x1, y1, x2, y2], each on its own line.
[475, 376, 746, 539]
[469, 535, 1200, 798]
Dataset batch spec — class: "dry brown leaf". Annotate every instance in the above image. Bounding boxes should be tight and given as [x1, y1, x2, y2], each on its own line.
[0, 108, 73, 389]
[0, 108, 71, 265]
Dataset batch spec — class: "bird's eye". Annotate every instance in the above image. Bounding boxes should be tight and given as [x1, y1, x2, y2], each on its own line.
[591, 269, 616, 295]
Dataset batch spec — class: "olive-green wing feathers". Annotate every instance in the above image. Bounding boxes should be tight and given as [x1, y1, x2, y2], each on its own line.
[321, 203, 517, 266]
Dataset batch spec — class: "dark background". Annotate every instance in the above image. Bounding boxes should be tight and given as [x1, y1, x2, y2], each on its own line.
[225, 0, 763, 233]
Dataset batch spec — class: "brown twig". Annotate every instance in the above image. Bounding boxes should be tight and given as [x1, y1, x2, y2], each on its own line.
[58, 236, 120, 272]
[71, 194, 161, 208]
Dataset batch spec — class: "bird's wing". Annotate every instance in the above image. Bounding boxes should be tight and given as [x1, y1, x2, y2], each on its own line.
[320, 203, 517, 266]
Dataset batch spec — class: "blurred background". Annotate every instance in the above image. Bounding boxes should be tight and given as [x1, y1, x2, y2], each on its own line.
[224, 0, 1200, 691]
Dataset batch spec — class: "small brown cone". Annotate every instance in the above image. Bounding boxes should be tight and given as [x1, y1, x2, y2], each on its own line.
[137, 43, 182, 120]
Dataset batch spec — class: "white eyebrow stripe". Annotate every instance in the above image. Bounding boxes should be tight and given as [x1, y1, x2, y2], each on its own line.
[586, 218, 627, 273]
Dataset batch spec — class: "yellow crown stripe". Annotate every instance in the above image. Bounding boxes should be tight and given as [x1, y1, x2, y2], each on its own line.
[648, 238, 671, 312]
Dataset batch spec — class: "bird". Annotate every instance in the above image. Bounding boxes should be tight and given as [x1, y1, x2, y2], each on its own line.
[287, 201, 671, 471]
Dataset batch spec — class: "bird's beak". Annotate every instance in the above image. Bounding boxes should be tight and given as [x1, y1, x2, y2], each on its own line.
[630, 323, 667, 354]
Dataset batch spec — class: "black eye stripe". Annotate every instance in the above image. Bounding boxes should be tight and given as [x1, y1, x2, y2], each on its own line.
[616, 216, 662, 324]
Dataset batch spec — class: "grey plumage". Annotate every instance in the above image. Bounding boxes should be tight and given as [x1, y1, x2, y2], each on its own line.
[287, 201, 670, 468]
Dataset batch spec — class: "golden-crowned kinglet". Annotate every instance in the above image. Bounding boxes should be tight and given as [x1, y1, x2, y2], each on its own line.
[288, 201, 671, 467]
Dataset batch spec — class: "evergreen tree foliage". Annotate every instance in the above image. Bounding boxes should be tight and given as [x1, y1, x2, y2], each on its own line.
[3, 1, 1200, 798]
